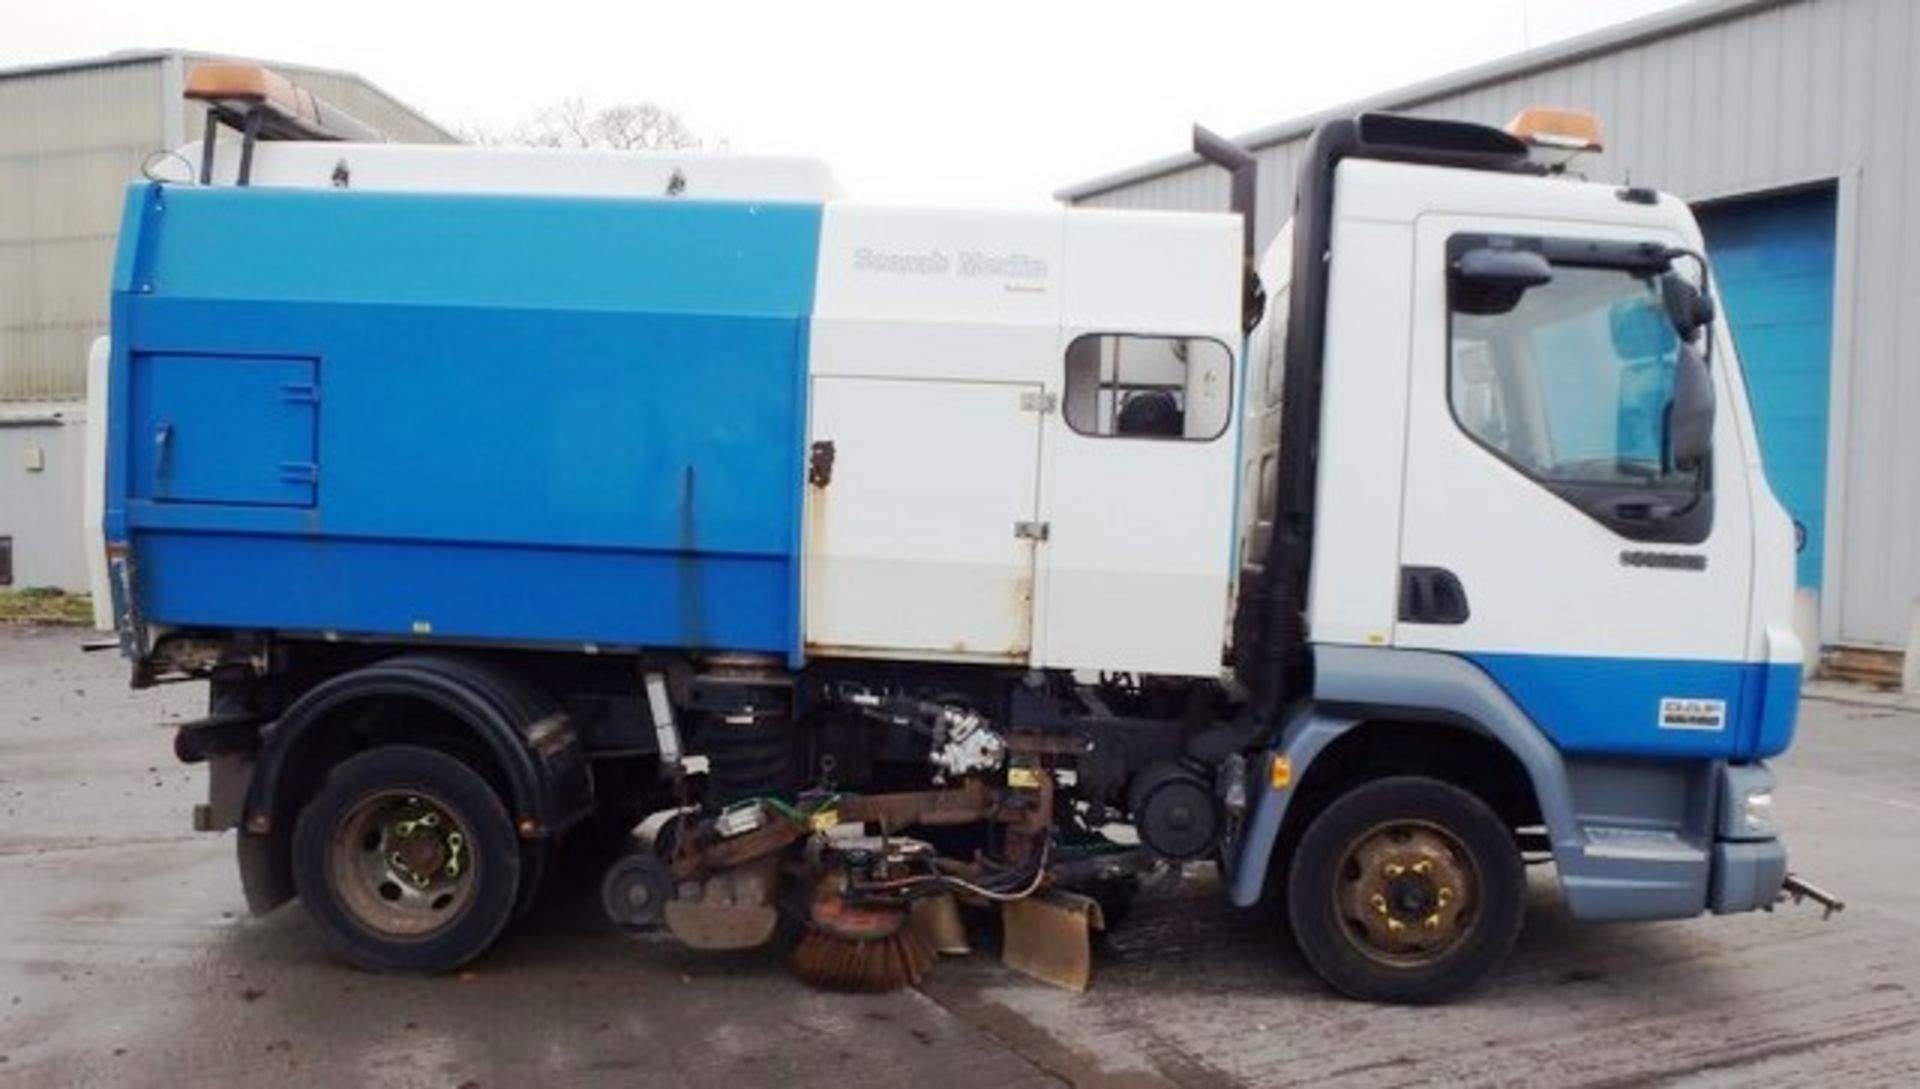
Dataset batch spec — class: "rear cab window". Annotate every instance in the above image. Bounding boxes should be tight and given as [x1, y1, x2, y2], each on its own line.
[1063, 334, 1232, 441]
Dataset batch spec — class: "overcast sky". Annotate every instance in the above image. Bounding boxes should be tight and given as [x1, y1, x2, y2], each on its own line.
[3, 0, 1688, 205]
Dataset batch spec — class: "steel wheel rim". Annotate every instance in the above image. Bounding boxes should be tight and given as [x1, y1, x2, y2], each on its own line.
[1332, 818, 1480, 968]
[328, 788, 478, 939]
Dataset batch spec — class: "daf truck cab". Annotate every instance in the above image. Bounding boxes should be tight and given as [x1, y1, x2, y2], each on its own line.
[110, 68, 1820, 1005]
[1222, 113, 1808, 998]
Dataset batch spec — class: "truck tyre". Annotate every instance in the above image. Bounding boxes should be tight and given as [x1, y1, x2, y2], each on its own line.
[292, 745, 522, 972]
[1285, 776, 1523, 1004]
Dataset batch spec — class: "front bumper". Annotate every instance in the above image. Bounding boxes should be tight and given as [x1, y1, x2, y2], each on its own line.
[1557, 761, 1788, 921]
[1556, 832, 1787, 920]
[1708, 836, 1788, 913]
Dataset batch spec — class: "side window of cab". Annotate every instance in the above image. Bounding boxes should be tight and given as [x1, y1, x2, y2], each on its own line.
[1446, 234, 1717, 544]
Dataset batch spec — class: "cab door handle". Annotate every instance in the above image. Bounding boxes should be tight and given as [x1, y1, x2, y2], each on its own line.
[1399, 566, 1470, 624]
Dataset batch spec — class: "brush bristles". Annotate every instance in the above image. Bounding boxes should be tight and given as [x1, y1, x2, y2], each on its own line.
[790, 923, 937, 993]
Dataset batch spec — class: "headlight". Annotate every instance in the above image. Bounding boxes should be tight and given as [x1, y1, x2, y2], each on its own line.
[1719, 764, 1779, 840]
[1736, 787, 1775, 837]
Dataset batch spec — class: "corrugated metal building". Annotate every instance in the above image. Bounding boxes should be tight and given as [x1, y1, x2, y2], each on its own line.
[1061, 0, 1913, 665]
[0, 50, 453, 591]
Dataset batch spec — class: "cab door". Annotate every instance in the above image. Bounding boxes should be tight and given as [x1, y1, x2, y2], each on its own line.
[1394, 217, 1757, 758]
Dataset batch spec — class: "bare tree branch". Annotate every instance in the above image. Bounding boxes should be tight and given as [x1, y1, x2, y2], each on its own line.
[467, 98, 704, 151]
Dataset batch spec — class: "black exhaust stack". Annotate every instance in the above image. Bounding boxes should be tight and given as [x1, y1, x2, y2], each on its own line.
[1192, 125, 1263, 331]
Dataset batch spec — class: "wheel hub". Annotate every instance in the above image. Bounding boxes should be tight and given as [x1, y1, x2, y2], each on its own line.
[1385, 872, 1439, 918]
[387, 809, 463, 885]
[1337, 821, 1477, 964]
[330, 791, 477, 937]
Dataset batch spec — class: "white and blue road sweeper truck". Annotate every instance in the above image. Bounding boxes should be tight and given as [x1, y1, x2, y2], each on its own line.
[98, 66, 1834, 1003]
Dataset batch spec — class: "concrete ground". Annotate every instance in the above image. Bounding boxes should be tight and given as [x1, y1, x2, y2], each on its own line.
[1, 624, 1916, 1088]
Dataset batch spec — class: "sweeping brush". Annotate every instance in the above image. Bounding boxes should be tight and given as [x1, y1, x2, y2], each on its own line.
[789, 892, 936, 993]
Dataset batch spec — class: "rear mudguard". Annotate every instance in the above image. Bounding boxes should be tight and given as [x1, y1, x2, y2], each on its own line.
[237, 654, 594, 913]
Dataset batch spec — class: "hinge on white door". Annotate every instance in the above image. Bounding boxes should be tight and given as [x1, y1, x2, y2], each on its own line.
[1014, 521, 1051, 542]
[1019, 391, 1058, 414]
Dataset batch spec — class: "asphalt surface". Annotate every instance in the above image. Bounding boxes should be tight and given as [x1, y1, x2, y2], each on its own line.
[1, 623, 1917, 1087]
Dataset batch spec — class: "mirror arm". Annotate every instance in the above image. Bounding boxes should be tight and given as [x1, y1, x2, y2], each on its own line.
[1658, 245, 1719, 364]
[1669, 458, 1710, 518]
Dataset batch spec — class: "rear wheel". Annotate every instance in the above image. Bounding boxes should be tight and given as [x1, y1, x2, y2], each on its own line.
[293, 745, 522, 972]
[1286, 776, 1523, 1004]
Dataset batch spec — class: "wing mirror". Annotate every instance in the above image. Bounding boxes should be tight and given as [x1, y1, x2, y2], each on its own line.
[1449, 248, 1552, 315]
[1451, 247, 1553, 289]
[1661, 274, 1717, 341]
[1669, 343, 1715, 472]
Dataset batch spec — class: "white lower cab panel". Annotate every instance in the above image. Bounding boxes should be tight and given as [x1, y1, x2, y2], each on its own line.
[1040, 567, 1229, 677]
[803, 377, 1042, 661]
[1034, 429, 1237, 678]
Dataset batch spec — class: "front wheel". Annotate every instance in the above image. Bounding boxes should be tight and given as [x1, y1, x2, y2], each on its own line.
[293, 745, 522, 972]
[1286, 776, 1524, 1004]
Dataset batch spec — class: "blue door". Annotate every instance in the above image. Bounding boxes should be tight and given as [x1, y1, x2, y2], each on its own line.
[130, 353, 320, 508]
[1697, 186, 1838, 590]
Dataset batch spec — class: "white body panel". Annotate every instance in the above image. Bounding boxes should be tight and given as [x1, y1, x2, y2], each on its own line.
[805, 203, 1243, 674]
[83, 337, 112, 630]
[803, 377, 1041, 661]
[1043, 214, 1241, 675]
[809, 205, 1063, 385]
[184, 141, 843, 202]
[1303, 215, 1418, 649]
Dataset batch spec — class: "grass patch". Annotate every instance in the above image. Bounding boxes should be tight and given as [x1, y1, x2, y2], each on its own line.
[0, 588, 95, 626]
